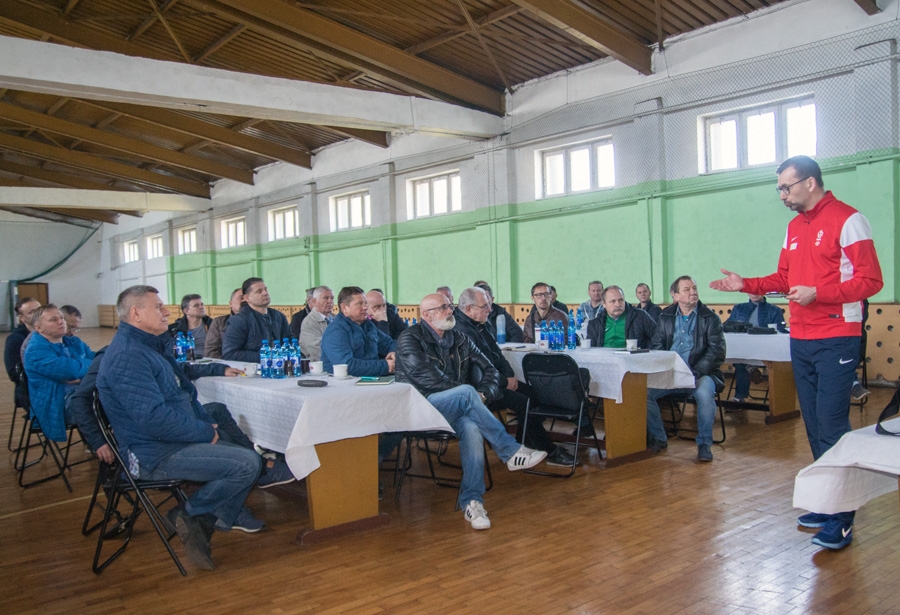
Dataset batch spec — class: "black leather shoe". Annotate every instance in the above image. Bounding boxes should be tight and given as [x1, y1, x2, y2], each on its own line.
[167, 506, 214, 570]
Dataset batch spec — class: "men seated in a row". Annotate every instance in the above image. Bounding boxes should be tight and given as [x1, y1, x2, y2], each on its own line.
[635, 283, 662, 322]
[579, 280, 604, 321]
[205, 288, 242, 359]
[646, 276, 725, 462]
[453, 287, 574, 467]
[59, 305, 83, 337]
[222, 277, 291, 362]
[22, 304, 95, 442]
[299, 286, 334, 361]
[473, 281, 523, 343]
[725, 293, 785, 402]
[396, 293, 548, 531]
[168, 294, 212, 356]
[97, 286, 294, 570]
[289, 287, 317, 338]
[523, 282, 568, 343]
[366, 289, 408, 340]
[4, 296, 41, 409]
[586, 286, 656, 349]
[321, 286, 396, 377]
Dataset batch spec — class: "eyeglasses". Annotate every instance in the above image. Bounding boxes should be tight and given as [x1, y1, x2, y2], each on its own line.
[532, 292, 551, 299]
[472, 304, 490, 311]
[776, 177, 808, 195]
[423, 303, 454, 313]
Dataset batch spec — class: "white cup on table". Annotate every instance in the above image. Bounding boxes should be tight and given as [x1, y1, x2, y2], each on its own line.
[626, 339, 638, 351]
[309, 361, 324, 374]
[333, 364, 349, 379]
[244, 364, 257, 377]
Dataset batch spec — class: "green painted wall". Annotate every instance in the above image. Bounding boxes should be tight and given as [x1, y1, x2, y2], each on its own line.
[170, 155, 897, 307]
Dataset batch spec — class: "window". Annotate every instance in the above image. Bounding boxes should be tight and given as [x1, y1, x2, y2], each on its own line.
[702, 99, 816, 173]
[221, 217, 246, 249]
[178, 227, 197, 254]
[540, 139, 615, 198]
[123, 240, 139, 264]
[146, 235, 164, 260]
[330, 191, 371, 232]
[268, 206, 298, 241]
[407, 172, 462, 219]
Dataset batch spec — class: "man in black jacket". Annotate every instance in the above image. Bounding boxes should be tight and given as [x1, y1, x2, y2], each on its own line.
[222, 278, 291, 363]
[4, 296, 40, 409]
[646, 276, 726, 462]
[453, 287, 574, 467]
[587, 286, 656, 349]
[635, 283, 663, 323]
[366, 289, 408, 339]
[474, 281, 524, 343]
[396, 293, 547, 531]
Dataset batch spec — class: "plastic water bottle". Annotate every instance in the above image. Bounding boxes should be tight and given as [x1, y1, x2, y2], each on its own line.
[496, 313, 506, 344]
[287, 338, 299, 376]
[272, 341, 285, 379]
[539, 320, 548, 349]
[567, 318, 577, 350]
[575, 308, 584, 330]
[186, 331, 196, 361]
[174, 332, 186, 362]
[554, 320, 564, 351]
[259, 339, 271, 378]
[412, 318, 418, 326]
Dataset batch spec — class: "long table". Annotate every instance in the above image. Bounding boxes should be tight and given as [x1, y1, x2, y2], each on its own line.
[501, 344, 694, 466]
[195, 366, 452, 543]
[793, 417, 900, 515]
[724, 332, 799, 423]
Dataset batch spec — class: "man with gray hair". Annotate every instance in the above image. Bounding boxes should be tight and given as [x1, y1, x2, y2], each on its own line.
[474, 280, 523, 343]
[299, 286, 334, 360]
[290, 287, 317, 338]
[366, 289, 408, 340]
[436, 286, 454, 305]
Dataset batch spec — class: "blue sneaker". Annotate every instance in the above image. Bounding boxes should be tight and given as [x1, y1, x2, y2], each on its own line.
[797, 512, 831, 528]
[811, 519, 853, 550]
[257, 459, 295, 489]
[216, 506, 266, 533]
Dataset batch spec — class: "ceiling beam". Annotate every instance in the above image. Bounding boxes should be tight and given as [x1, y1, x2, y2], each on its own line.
[508, 0, 652, 75]
[0, 158, 121, 190]
[0, 132, 210, 197]
[0, 186, 210, 212]
[0, 205, 99, 228]
[0, 101, 255, 184]
[0, 175, 36, 188]
[852, 0, 881, 15]
[0, 36, 505, 138]
[320, 125, 389, 148]
[39, 206, 119, 224]
[186, 0, 504, 114]
[84, 100, 314, 166]
[193, 23, 246, 63]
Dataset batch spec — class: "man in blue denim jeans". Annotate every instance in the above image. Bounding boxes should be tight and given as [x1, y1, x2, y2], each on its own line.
[395, 293, 547, 531]
[645, 276, 726, 462]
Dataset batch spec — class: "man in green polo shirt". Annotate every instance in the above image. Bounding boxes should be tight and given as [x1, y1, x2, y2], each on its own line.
[586, 285, 656, 349]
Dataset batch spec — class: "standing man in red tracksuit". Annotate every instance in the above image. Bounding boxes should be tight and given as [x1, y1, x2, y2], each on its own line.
[710, 155, 883, 551]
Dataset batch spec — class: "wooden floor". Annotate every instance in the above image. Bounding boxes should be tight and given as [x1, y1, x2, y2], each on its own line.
[3, 327, 899, 615]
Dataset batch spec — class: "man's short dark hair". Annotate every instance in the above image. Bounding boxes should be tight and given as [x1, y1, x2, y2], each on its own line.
[116, 285, 158, 321]
[588, 280, 603, 288]
[777, 155, 823, 188]
[180, 293, 201, 314]
[59, 305, 82, 318]
[530, 282, 550, 296]
[669, 276, 695, 296]
[241, 277, 264, 295]
[337, 286, 365, 306]
[31, 304, 59, 328]
[473, 280, 493, 298]
[600, 286, 624, 302]
[14, 297, 37, 315]
[636, 282, 650, 292]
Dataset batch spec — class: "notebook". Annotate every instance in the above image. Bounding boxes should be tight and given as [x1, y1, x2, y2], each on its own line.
[355, 376, 396, 385]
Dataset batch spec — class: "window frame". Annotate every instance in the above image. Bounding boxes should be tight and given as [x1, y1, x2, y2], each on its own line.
[221, 216, 246, 249]
[539, 138, 615, 199]
[145, 235, 164, 260]
[267, 205, 299, 242]
[123, 240, 140, 264]
[406, 171, 462, 220]
[329, 190, 372, 232]
[177, 227, 197, 255]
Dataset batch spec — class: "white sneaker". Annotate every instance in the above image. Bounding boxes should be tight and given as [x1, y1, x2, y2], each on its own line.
[506, 445, 548, 471]
[464, 500, 491, 530]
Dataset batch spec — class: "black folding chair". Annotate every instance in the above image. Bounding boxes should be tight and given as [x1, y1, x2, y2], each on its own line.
[87, 392, 188, 576]
[7, 360, 29, 453]
[521, 353, 601, 477]
[664, 393, 726, 444]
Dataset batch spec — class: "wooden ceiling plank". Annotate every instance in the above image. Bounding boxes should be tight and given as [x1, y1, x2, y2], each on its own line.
[186, 0, 504, 114]
[39, 207, 119, 224]
[193, 23, 246, 62]
[0, 101, 254, 183]
[405, 5, 523, 55]
[509, 0, 652, 74]
[656, 0, 666, 49]
[853, 0, 881, 15]
[128, 0, 179, 41]
[0, 175, 35, 188]
[46, 97, 71, 115]
[321, 125, 389, 148]
[83, 100, 312, 167]
[62, 0, 83, 17]
[454, 0, 510, 91]
[0, 158, 118, 191]
[147, 0, 192, 63]
[0, 132, 209, 196]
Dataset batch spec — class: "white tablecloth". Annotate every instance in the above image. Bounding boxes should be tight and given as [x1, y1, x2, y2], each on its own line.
[501, 344, 695, 403]
[793, 417, 900, 514]
[725, 332, 792, 363]
[195, 364, 452, 480]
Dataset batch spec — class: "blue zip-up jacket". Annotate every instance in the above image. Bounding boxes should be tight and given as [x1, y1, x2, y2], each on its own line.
[96, 322, 227, 471]
[320, 312, 395, 376]
[23, 333, 94, 441]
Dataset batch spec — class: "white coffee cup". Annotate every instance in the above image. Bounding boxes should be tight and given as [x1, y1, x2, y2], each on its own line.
[309, 361, 324, 375]
[244, 364, 257, 377]
[583, 339, 593, 347]
[333, 364, 349, 379]
[626, 339, 638, 350]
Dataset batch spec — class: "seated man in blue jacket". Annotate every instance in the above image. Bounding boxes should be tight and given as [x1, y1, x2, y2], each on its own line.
[222, 277, 291, 363]
[725, 294, 786, 402]
[97, 285, 264, 571]
[23, 304, 95, 443]
[321, 286, 396, 377]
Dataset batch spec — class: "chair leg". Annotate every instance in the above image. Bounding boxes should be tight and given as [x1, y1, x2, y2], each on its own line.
[16, 417, 72, 492]
[7, 404, 26, 452]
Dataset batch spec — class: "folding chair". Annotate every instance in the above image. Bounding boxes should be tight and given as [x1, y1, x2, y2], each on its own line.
[521, 353, 602, 477]
[88, 392, 188, 576]
[664, 393, 726, 444]
[7, 360, 29, 452]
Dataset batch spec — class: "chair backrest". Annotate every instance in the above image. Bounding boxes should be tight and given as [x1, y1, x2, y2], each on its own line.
[522, 353, 587, 414]
[92, 391, 123, 460]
